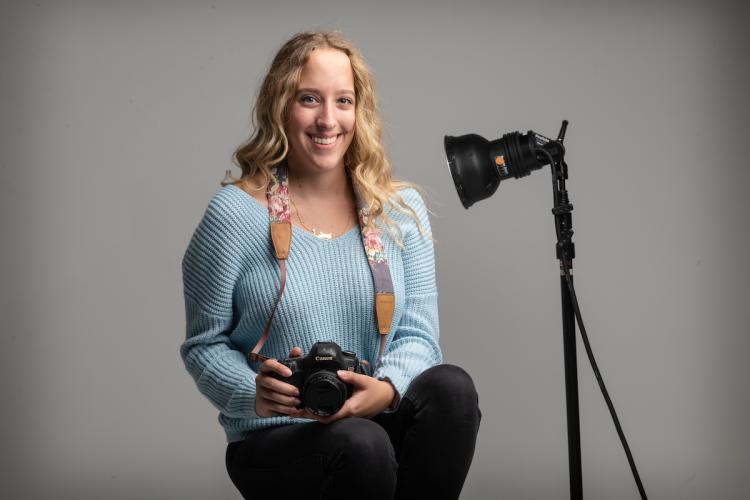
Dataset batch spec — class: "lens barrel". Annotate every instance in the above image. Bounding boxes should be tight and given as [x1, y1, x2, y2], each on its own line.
[303, 370, 348, 416]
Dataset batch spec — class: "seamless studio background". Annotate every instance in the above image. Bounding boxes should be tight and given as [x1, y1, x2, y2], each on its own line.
[1, 1, 748, 499]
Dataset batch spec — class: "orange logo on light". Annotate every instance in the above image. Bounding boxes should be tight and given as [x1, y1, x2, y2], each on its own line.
[495, 156, 506, 167]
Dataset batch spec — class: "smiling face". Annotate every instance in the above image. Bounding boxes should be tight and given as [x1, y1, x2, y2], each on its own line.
[285, 47, 356, 176]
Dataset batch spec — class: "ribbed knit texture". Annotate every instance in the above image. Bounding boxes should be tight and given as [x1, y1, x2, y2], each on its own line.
[180, 184, 442, 442]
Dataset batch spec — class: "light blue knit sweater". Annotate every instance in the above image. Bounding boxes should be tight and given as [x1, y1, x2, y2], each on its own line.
[180, 184, 442, 442]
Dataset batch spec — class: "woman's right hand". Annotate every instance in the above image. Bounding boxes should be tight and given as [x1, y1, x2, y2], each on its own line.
[255, 347, 305, 418]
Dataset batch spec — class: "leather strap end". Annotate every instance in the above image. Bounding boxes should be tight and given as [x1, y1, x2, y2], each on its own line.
[270, 221, 292, 260]
[375, 292, 395, 335]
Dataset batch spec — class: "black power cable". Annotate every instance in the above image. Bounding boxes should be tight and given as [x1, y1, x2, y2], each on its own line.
[560, 257, 648, 500]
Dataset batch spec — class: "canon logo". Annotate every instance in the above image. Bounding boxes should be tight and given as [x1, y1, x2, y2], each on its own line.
[314, 356, 334, 361]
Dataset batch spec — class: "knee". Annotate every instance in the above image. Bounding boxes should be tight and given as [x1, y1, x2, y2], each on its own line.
[327, 418, 396, 474]
[410, 364, 480, 419]
[433, 364, 478, 396]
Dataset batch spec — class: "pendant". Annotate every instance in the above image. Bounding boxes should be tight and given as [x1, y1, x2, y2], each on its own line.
[312, 229, 333, 240]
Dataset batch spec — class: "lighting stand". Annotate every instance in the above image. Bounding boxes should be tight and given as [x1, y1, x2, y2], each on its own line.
[544, 121, 583, 500]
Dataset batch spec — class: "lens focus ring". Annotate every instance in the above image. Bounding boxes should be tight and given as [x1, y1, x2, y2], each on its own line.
[302, 371, 347, 416]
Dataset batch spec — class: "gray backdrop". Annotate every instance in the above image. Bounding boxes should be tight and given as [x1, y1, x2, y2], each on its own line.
[2, 0, 748, 499]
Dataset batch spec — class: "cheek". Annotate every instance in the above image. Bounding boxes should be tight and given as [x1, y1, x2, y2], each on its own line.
[287, 106, 312, 133]
[343, 111, 356, 133]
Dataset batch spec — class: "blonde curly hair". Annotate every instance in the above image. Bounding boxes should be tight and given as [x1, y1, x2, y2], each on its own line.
[230, 30, 425, 243]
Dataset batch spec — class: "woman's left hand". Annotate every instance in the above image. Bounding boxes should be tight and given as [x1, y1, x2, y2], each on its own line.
[299, 371, 396, 423]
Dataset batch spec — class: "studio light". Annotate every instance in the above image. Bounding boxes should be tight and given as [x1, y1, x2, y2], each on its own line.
[444, 129, 566, 208]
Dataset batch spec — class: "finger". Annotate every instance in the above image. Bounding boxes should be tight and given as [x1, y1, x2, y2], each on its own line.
[336, 370, 370, 389]
[288, 346, 303, 358]
[261, 390, 302, 408]
[258, 398, 300, 417]
[256, 375, 300, 397]
[259, 359, 293, 377]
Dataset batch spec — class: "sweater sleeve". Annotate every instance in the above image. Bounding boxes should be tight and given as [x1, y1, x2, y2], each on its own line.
[374, 189, 443, 405]
[179, 191, 260, 420]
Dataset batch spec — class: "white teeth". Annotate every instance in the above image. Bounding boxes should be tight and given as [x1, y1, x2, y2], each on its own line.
[311, 135, 337, 145]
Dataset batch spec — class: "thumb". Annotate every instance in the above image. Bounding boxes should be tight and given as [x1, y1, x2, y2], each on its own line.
[337, 370, 368, 388]
[288, 346, 303, 358]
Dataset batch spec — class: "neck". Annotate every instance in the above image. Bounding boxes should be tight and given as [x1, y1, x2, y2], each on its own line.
[287, 162, 352, 201]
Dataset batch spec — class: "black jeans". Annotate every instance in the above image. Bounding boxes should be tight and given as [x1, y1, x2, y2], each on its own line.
[225, 364, 481, 500]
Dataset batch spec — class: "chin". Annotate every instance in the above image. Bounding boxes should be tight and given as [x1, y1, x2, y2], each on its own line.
[293, 149, 346, 173]
[311, 159, 346, 172]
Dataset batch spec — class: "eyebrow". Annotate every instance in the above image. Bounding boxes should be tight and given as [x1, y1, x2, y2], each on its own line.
[296, 87, 355, 98]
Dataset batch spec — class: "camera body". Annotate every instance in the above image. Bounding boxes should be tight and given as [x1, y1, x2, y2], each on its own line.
[270, 341, 372, 416]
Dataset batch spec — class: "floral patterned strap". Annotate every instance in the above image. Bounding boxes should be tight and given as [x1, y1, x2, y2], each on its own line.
[266, 165, 291, 223]
[267, 162, 395, 337]
[352, 189, 395, 336]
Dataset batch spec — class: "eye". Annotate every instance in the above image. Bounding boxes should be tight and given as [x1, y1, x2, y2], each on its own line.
[300, 94, 318, 104]
[338, 97, 354, 105]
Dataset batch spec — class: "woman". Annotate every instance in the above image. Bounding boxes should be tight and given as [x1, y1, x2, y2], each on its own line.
[180, 31, 481, 500]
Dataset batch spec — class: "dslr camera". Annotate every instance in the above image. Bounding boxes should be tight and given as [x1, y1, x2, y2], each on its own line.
[270, 341, 372, 416]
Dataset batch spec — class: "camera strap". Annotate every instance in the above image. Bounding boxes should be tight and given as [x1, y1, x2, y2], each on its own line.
[248, 161, 395, 365]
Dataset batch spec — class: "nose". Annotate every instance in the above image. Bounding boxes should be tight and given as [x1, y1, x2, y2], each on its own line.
[316, 101, 336, 131]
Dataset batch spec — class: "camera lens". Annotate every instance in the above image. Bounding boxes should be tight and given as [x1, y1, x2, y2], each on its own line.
[302, 371, 347, 416]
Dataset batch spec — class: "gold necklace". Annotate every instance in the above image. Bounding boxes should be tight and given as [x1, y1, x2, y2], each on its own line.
[289, 195, 354, 240]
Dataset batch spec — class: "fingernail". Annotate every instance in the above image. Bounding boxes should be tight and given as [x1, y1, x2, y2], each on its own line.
[337, 370, 346, 377]
[285, 369, 292, 377]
